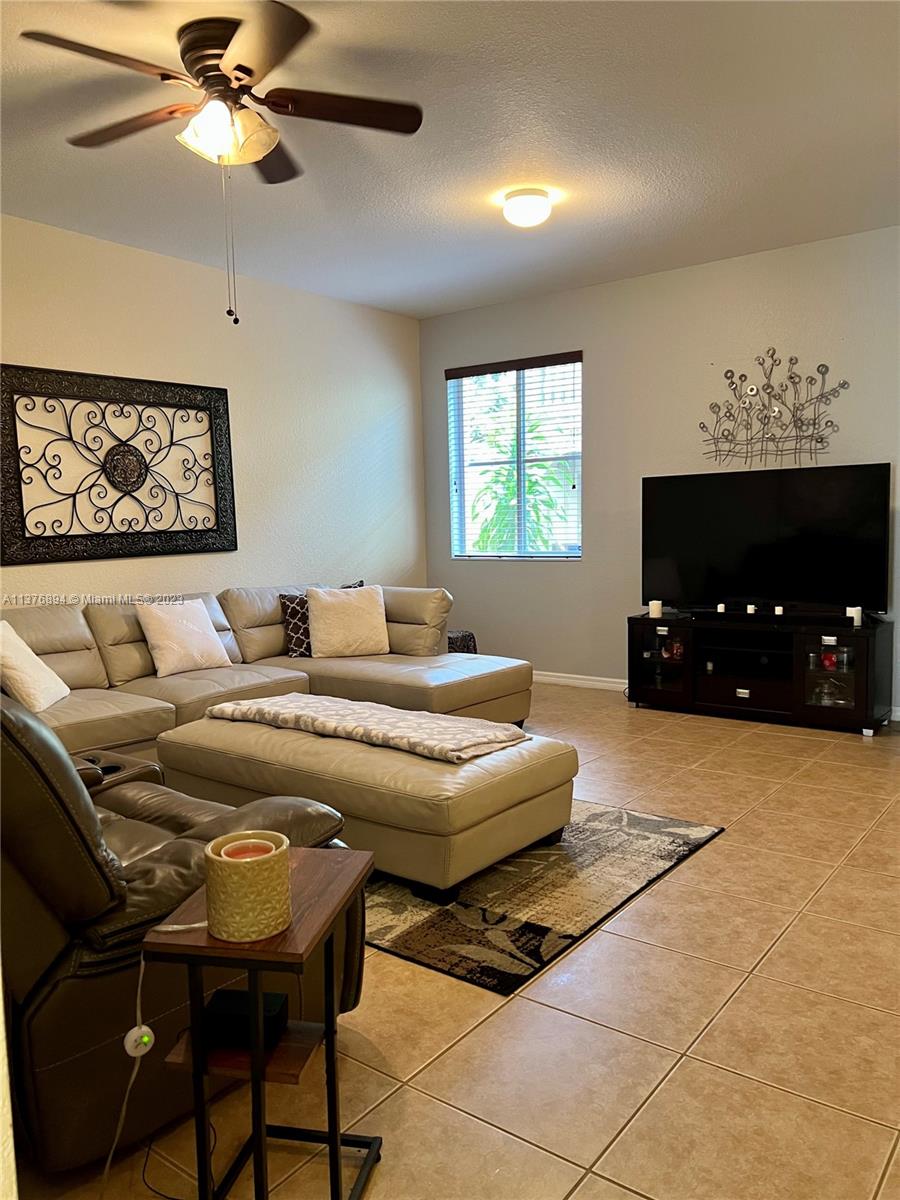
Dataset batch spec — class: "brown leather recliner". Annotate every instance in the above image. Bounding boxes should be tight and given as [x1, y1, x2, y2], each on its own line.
[0, 696, 365, 1174]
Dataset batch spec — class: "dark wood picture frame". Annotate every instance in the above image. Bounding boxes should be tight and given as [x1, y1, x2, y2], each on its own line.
[1, 364, 237, 566]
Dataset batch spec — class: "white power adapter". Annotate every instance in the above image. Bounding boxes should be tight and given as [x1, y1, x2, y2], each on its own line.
[123, 1024, 155, 1058]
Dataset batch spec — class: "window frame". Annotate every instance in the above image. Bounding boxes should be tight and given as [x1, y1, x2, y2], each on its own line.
[445, 351, 583, 561]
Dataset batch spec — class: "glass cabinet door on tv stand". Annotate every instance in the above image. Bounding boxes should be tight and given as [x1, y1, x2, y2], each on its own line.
[799, 633, 867, 724]
[634, 622, 690, 704]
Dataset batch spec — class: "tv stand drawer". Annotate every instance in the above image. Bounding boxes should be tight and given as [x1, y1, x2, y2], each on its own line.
[695, 675, 792, 713]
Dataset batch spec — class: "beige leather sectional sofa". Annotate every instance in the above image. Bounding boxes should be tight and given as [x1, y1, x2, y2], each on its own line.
[2, 585, 532, 755]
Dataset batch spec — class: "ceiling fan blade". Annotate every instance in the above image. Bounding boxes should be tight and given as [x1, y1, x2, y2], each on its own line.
[253, 143, 303, 184]
[261, 88, 423, 134]
[67, 103, 200, 147]
[21, 31, 195, 85]
[219, 3, 313, 88]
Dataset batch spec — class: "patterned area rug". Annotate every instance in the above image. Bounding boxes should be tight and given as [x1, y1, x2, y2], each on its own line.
[365, 800, 721, 995]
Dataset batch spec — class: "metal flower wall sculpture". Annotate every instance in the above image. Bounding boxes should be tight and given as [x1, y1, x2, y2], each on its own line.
[700, 348, 850, 467]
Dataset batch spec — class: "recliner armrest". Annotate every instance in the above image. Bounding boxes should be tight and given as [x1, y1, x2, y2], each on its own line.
[181, 795, 344, 847]
[82, 794, 346, 953]
[70, 756, 104, 789]
[99, 780, 234, 833]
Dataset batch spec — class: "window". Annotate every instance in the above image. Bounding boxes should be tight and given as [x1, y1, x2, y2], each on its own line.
[446, 351, 582, 558]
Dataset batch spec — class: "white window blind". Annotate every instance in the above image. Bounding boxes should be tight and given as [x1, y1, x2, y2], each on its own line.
[446, 351, 582, 558]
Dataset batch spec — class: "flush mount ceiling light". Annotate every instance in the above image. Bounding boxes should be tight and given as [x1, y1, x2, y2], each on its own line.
[502, 187, 553, 228]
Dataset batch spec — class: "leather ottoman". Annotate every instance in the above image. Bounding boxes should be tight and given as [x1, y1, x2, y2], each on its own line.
[157, 717, 578, 892]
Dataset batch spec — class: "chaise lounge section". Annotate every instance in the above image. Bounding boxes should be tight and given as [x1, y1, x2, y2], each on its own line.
[219, 585, 532, 722]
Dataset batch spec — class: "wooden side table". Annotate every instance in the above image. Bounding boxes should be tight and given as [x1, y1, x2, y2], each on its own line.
[143, 846, 379, 1200]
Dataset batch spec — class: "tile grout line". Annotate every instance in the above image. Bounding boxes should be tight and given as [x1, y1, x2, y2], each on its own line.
[584, 839, 839, 1176]
[623, 857, 900, 936]
[583, 743, 900, 1176]
[520, 986, 746, 1057]
[741, 802, 900, 979]
[680, 1053, 900, 1132]
[748, 965, 900, 1017]
[590, 908, 890, 1180]
[400, 1079, 599, 1173]
[590, 1172, 659, 1200]
[871, 1131, 900, 1200]
[560, 1169, 592, 1200]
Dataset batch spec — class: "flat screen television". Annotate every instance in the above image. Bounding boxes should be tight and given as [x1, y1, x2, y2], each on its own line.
[642, 463, 891, 612]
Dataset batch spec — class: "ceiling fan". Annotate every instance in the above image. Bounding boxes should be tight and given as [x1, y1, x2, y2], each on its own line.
[21, 1, 424, 184]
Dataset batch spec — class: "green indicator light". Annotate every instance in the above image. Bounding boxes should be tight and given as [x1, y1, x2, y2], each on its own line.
[141, 1035, 151, 1044]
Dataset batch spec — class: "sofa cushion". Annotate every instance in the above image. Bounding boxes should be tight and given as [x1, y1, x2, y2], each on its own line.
[86, 594, 240, 686]
[257, 652, 531, 714]
[158, 718, 577, 836]
[219, 585, 312, 663]
[281, 593, 312, 658]
[381, 587, 452, 657]
[1, 604, 109, 689]
[38, 689, 176, 752]
[307, 585, 390, 658]
[116, 664, 310, 725]
[136, 599, 232, 678]
[1, 621, 70, 712]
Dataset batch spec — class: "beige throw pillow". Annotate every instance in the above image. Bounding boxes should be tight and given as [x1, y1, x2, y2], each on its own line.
[136, 598, 231, 678]
[0, 620, 70, 712]
[306, 585, 390, 658]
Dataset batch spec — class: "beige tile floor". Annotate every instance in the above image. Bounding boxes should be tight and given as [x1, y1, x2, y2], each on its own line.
[18, 684, 900, 1200]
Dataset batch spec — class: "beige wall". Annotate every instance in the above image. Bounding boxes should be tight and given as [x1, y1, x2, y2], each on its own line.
[1, 216, 425, 599]
[0, 981, 16, 1200]
[422, 227, 900, 699]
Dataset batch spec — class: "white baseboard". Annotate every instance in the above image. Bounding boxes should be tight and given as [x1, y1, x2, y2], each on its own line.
[892, 707, 900, 723]
[533, 671, 627, 692]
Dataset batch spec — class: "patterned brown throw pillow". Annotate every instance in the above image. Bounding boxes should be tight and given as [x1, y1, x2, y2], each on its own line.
[280, 581, 366, 658]
[280, 593, 312, 657]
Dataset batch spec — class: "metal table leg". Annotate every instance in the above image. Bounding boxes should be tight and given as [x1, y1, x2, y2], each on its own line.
[248, 969, 269, 1199]
[188, 963, 214, 1200]
[324, 933, 344, 1200]
[182, 932, 380, 1200]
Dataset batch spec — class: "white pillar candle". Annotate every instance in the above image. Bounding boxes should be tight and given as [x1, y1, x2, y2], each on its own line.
[648, 600, 663, 619]
[846, 606, 862, 627]
[716, 603, 726, 613]
[774, 605, 784, 616]
[746, 604, 756, 614]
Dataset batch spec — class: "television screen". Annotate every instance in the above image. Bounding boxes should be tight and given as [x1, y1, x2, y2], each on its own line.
[642, 463, 891, 611]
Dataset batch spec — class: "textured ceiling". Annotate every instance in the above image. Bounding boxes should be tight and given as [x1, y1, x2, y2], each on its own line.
[1, 1, 897, 317]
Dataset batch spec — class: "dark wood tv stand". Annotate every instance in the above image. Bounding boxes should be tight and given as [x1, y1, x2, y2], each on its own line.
[627, 610, 894, 735]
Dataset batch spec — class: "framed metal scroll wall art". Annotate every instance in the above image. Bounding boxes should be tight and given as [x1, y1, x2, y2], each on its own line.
[0, 364, 237, 565]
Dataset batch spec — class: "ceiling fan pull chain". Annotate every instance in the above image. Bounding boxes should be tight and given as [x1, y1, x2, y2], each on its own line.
[227, 164, 239, 325]
[220, 160, 234, 321]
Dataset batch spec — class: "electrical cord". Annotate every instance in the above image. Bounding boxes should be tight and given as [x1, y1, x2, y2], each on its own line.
[101, 955, 146, 1195]
[100, 919, 211, 1196]
[140, 1121, 218, 1200]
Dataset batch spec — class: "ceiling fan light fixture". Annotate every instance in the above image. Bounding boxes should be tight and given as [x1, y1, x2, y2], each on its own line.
[176, 100, 280, 165]
[176, 98, 233, 160]
[229, 106, 280, 164]
[502, 187, 553, 228]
